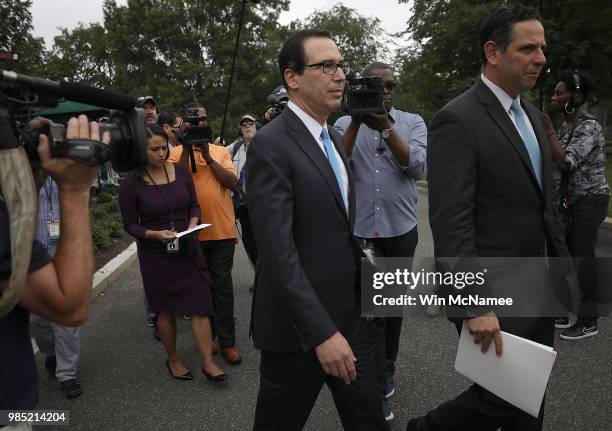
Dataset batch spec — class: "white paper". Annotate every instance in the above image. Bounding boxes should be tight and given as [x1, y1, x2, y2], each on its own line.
[454, 322, 557, 418]
[175, 223, 211, 239]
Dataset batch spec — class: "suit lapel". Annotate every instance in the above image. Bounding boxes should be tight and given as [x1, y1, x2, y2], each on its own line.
[475, 79, 542, 193]
[283, 109, 349, 222]
[524, 102, 552, 199]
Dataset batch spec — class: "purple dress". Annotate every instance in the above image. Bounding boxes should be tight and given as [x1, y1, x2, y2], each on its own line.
[118, 164, 214, 316]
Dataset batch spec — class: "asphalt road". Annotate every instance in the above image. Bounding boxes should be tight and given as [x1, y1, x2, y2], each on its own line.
[36, 188, 612, 430]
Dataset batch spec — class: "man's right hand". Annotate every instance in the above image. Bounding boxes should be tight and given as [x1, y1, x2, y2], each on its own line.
[465, 311, 503, 356]
[314, 331, 357, 384]
[38, 115, 110, 194]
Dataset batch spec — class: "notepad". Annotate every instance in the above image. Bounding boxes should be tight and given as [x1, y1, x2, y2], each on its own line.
[455, 322, 557, 417]
[175, 223, 211, 238]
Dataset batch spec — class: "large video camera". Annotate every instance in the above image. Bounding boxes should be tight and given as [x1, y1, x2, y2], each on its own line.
[180, 107, 213, 149]
[342, 71, 385, 116]
[265, 86, 288, 123]
[0, 69, 148, 171]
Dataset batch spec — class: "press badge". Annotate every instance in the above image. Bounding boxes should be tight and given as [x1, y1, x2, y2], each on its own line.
[167, 237, 180, 253]
[47, 221, 60, 240]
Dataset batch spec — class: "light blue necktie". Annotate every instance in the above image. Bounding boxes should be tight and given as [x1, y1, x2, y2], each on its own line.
[320, 127, 348, 209]
[510, 99, 542, 189]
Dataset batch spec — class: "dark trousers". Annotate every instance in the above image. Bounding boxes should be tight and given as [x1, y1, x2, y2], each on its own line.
[238, 209, 258, 266]
[408, 318, 554, 431]
[565, 194, 609, 323]
[361, 227, 418, 398]
[253, 316, 390, 431]
[200, 239, 236, 347]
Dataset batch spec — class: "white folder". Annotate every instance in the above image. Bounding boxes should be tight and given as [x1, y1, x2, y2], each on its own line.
[454, 322, 557, 417]
[175, 223, 211, 238]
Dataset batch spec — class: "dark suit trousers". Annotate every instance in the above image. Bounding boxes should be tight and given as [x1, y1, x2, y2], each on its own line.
[238, 209, 258, 266]
[407, 318, 554, 431]
[200, 239, 236, 347]
[367, 227, 418, 397]
[253, 316, 390, 431]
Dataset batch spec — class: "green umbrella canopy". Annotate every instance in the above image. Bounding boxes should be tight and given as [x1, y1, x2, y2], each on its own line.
[34, 100, 109, 123]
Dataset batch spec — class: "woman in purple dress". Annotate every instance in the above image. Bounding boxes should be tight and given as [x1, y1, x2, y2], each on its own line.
[119, 124, 227, 382]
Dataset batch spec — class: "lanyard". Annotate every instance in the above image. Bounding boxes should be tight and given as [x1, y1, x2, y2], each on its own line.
[146, 165, 176, 232]
[42, 179, 56, 220]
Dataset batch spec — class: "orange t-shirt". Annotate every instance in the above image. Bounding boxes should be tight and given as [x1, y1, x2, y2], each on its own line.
[168, 145, 237, 241]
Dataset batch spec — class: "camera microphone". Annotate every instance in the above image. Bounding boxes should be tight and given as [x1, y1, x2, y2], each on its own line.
[1, 69, 137, 111]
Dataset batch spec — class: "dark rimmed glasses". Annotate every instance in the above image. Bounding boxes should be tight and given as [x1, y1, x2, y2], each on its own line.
[298, 60, 350, 76]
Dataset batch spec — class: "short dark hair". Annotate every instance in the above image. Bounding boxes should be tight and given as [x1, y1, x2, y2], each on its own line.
[157, 110, 179, 127]
[559, 69, 593, 101]
[480, 5, 541, 65]
[278, 29, 333, 88]
[363, 62, 392, 77]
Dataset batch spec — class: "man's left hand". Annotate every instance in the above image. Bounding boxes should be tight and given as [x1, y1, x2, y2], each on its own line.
[361, 112, 391, 132]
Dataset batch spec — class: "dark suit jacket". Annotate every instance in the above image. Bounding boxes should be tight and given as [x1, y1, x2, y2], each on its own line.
[246, 107, 363, 352]
[427, 78, 570, 338]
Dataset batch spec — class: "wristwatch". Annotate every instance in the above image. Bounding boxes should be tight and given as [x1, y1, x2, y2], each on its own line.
[381, 128, 393, 140]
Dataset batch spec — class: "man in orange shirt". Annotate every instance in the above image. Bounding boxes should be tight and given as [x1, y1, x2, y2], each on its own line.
[168, 137, 242, 364]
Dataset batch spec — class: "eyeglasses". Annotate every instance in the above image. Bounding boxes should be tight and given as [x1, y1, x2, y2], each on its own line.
[384, 81, 397, 91]
[299, 60, 349, 76]
[240, 120, 256, 127]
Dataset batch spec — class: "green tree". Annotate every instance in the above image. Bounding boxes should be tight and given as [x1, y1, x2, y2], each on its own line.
[0, 0, 47, 75]
[398, 0, 612, 122]
[45, 0, 290, 140]
[302, 3, 391, 73]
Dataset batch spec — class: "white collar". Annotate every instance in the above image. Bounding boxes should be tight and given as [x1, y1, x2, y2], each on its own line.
[287, 100, 328, 145]
[481, 73, 520, 115]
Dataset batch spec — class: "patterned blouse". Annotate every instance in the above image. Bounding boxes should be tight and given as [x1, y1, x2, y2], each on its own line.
[552, 115, 610, 205]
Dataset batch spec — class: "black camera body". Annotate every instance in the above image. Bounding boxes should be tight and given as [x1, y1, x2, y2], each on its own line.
[0, 69, 148, 171]
[342, 75, 385, 116]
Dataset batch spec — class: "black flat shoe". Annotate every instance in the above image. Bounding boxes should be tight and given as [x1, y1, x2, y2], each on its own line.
[166, 361, 193, 381]
[202, 366, 228, 382]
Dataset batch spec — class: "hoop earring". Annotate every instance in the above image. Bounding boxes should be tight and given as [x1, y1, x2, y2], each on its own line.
[564, 103, 575, 114]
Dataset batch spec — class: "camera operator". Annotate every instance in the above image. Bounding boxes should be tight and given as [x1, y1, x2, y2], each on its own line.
[334, 62, 427, 422]
[168, 125, 244, 365]
[226, 114, 258, 270]
[0, 115, 109, 411]
[157, 110, 183, 151]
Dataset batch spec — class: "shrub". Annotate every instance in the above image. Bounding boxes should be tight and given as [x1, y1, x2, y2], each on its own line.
[96, 192, 113, 204]
[91, 207, 106, 219]
[92, 224, 110, 250]
[105, 200, 120, 214]
[106, 220, 123, 238]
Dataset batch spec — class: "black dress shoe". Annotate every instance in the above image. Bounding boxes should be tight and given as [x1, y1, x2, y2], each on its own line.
[45, 355, 57, 377]
[166, 361, 193, 381]
[202, 366, 228, 382]
[60, 379, 83, 399]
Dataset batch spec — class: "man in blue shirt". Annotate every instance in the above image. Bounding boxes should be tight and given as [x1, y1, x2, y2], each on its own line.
[334, 61, 427, 422]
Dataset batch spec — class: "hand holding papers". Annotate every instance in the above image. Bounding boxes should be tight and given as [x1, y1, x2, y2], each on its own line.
[455, 322, 557, 417]
[175, 223, 211, 239]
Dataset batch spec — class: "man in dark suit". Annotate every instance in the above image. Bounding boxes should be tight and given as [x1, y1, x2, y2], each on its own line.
[407, 5, 569, 431]
[246, 29, 389, 430]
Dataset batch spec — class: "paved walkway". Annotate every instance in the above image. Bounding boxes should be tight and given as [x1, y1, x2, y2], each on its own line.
[36, 188, 612, 430]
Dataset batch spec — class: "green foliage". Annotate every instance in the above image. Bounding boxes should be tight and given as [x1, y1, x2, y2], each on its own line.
[91, 223, 111, 250]
[105, 220, 123, 238]
[398, 0, 612, 122]
[96, 192, 114, 204]
[91, 206, 106, 219]
[104, 199, 120, 214]
[301, 4, 390, 73]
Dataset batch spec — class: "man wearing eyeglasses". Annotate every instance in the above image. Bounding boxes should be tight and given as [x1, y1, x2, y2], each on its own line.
[227, 114, 259, 270]
[246, 29, 389, 430]
[334, 62, 427, 422]
[157, 110, 183, 150]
